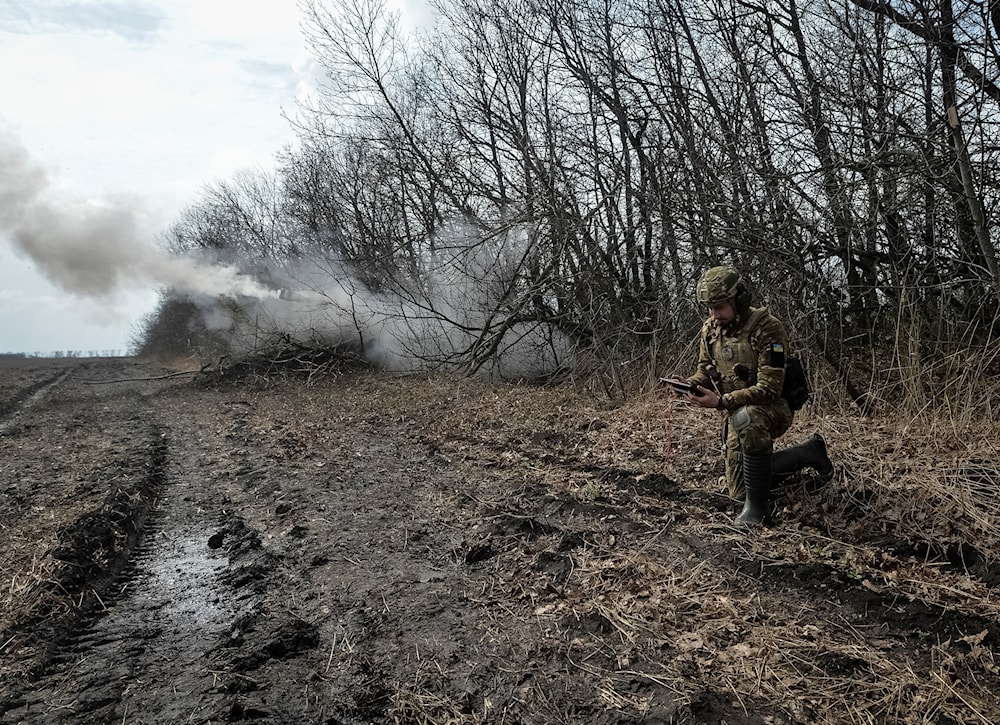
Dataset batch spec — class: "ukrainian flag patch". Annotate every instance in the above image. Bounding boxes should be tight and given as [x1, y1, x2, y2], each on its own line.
[770, 342, 786, 367]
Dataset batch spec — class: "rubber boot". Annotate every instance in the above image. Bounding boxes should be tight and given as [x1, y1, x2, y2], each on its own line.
[772, 433, 833, 480]
[735, 451, 772, 527]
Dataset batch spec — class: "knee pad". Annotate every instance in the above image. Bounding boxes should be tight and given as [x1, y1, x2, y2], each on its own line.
[729, 406, 773, 455]
[730, 406, 752, 432]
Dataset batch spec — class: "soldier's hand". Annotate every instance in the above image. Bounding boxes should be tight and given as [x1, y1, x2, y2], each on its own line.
[689, 386, 721, 409]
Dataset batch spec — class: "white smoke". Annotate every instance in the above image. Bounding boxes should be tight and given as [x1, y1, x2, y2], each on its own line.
[224, 226, 575, 380]
[0, 130, 274, 301]
[0, 130, 573, 378]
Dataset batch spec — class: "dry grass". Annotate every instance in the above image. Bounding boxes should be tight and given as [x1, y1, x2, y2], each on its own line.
[0, 524, 71, 680]
[389, 682, 489, 725]
[815, 413, 1000, 566]
[465, 515, 1000, 722]
[382, 372, 1000, 568]
[367, 374, 1000, 722]
[3, 365, 1000, 722]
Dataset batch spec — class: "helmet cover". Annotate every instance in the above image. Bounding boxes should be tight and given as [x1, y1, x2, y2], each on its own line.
[696, 265, 743, 305]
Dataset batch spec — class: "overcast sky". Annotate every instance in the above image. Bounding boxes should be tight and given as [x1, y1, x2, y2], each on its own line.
[0, 0, 315, 355]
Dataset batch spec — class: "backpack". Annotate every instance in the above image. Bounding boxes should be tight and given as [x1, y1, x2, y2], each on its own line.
[781, 356, 810, 411]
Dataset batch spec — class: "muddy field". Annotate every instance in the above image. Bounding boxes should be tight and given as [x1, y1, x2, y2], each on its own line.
[1, 356, 999, 724]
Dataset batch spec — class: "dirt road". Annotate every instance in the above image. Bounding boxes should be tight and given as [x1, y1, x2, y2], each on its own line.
[1, 357, 998, 724]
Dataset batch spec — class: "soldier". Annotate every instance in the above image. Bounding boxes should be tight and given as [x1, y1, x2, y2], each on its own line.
[666, 265, 833, 526]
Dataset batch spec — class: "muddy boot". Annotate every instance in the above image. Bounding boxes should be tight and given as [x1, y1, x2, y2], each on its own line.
[734, 451, 772, 527]
[772, 433, 833, 480]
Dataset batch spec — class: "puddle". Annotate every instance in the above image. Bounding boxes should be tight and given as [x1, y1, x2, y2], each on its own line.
[138, 524, 228, 627]
[23, 519, 236, 722]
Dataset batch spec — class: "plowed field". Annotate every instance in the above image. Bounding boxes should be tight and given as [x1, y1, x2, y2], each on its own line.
[1, 357, 998, 724]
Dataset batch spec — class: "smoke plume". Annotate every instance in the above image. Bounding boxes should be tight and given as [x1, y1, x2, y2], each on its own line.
[224, 230, 574, 380]
[0, 130, 272, 300]
[0, 130, 572, 378]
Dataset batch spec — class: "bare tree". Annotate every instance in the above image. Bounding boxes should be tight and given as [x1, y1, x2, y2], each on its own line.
[135, 0, 1000, 404]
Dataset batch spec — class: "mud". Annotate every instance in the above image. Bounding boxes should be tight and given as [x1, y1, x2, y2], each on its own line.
[0, 357, 998, 724]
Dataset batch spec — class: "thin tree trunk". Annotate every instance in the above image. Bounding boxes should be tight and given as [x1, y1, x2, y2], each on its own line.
[940, 0, 1000, 303]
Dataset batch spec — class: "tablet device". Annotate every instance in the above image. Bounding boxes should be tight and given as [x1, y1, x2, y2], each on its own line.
[660, 378, 702, 396]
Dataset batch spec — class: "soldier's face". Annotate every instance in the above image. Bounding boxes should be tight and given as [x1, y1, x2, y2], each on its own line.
[707, 299, 736, 326]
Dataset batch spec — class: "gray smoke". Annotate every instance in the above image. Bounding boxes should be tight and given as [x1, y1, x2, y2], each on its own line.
[0, 130, 273, 300]
[0, 130, 573, 378]
[224, 231, 575, 380]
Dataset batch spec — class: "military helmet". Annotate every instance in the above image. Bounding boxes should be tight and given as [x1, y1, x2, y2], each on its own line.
[696, 266, 742, 304]
[696, 265, 751, 316]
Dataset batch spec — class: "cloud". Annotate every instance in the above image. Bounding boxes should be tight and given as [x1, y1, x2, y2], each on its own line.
[239, 58, 303, 96]
[0, 0, 167, 41]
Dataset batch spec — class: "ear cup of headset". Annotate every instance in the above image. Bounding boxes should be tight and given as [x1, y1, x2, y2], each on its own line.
[734, 280, 752, 315]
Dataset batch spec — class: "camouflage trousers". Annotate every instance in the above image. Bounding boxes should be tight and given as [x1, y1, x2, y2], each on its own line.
[722, 401, 793, 499]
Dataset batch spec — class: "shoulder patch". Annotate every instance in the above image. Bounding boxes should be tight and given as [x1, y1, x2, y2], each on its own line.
[770, 342, 786, 368]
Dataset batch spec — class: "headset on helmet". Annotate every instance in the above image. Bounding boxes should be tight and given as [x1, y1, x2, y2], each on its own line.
[696, 265, 752, 317]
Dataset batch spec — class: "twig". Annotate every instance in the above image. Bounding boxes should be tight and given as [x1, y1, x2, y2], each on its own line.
[626, 522, 671, 563]
[930, 671, 992, 722]
[326, 634, 337, 673]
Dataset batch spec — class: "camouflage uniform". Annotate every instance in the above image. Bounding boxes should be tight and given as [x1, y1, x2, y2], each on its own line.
[688, 306, 793, 499]
[681, 266, 833, 526]
[688, 266, 833, 526]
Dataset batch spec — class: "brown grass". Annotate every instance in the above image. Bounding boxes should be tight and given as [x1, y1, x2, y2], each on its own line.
[3, 364, 999, 722]
[373, 374, 1000, 722]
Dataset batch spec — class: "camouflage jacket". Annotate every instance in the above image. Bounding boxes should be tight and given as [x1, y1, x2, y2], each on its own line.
[687, 306, 788, 412]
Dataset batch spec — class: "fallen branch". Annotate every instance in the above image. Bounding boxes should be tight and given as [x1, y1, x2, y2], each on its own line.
[74, 368, 207, 384]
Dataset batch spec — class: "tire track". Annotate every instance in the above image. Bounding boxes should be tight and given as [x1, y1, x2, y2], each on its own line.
[1, 385, 239, 724]
[0, 368, 72, 434]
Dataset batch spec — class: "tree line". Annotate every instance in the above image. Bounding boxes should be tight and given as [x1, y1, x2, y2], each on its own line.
[137, 0, 1000, 411]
